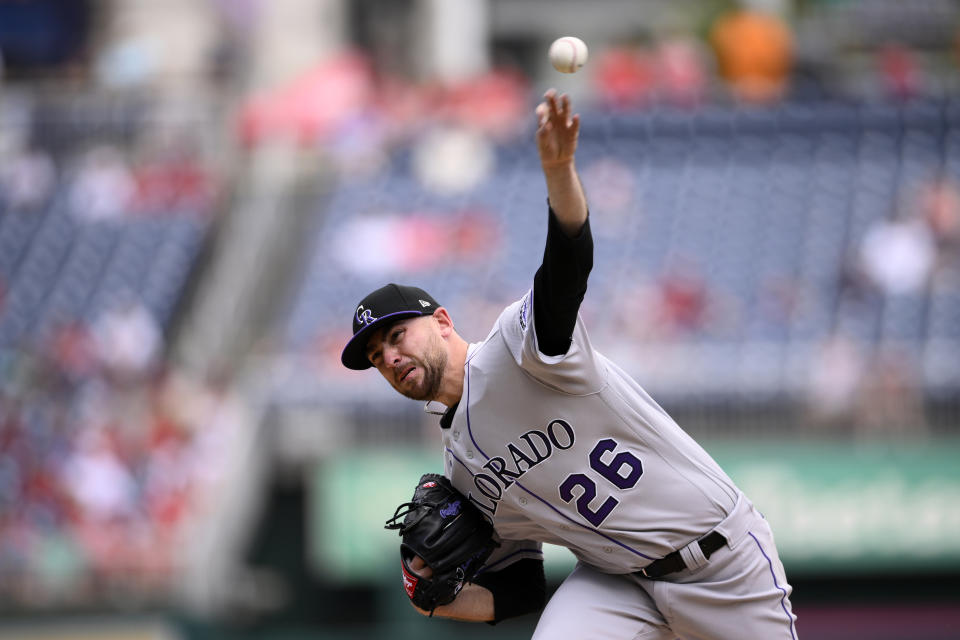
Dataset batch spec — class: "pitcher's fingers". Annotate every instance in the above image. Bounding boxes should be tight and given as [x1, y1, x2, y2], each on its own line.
[537, 120, 554, 142]
[560, 94, 571, 123]
[535, 102, 549, 126]
[570, 113, 580, 135]
[546, 92, 561, 120]
[409, 555, 434, 578]
[543, 89, 558, 118]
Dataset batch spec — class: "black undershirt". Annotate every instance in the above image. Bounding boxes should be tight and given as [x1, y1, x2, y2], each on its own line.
[441, 206, 593, 621]
[472, 557, 546, 624]
[533, 206, 594, 356]
[439, 206, 592, 430]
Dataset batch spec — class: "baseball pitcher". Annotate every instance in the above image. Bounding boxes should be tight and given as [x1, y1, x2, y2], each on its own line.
[342, 89, 798, 640]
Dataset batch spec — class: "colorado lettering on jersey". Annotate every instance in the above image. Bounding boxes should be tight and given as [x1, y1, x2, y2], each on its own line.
[467, 419, 575, 516]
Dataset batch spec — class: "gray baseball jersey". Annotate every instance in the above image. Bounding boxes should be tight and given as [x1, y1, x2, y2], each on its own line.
[441, 289, 798, 639]
[442, 289, 740, 570]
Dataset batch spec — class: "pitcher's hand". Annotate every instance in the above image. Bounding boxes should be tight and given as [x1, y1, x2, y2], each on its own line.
[536, 89, 580, 169]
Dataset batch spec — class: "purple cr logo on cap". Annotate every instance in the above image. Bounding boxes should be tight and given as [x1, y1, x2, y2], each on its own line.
[341, 283, 441, 370]
[356, 305, 377, 326]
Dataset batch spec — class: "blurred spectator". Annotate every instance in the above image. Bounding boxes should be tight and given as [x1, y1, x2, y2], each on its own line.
[593, 45, 657, 109]
[0, 146, 56, 213]
[858, 210, 937, 295]
[68, 146, 135, 221]
[806, 332, 866, 429]
[44, 319, 97, 386]
[655, 260, 709, 336]
[653, 36, 708, 107]
[916, 175, 960, 270]
[238, 52, 375, 147]
[708, 3, 793, 104]
[95, 37, 160, 89]
[330, 209, 501, 276]
[177, 372, 244, 493]
[877, 43, 923, 101]
[808, 336, 927, 437]
[92, 296, 163, 383]
[63, 429, 137, 523]
[130, 139, 218, 214]
[412, 126, 494, 194]
[438, 69, 530, 140]
[854, 346, 928, 437]
[142, 411, 192, 534]
[208, 0, 260, 86]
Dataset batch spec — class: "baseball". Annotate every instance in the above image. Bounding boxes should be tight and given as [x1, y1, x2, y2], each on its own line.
[549, 36, 589, 74]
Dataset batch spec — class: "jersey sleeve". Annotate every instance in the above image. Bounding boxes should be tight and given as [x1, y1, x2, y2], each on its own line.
[496, 291, 606, 395]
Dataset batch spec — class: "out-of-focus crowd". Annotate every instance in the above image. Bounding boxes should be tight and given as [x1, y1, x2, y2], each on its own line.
[0, 127, 232, 607]
[0, 354, 241, 608]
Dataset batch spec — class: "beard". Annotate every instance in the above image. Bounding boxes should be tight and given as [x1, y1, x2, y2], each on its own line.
[396, 340, 447, 402]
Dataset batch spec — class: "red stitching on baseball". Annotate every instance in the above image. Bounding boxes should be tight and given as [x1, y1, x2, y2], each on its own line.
[563, 37, 578, 70]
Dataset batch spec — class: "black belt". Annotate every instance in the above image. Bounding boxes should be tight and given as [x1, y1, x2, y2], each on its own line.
[639, 531, 727, 579]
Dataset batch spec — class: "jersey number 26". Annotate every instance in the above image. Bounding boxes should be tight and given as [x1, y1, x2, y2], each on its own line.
[559, 438, 643, 527]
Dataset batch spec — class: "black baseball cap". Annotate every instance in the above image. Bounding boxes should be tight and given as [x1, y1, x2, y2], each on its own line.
[341, 283, 440, 370]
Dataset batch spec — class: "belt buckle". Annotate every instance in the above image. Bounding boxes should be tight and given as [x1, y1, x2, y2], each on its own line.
[640, 566, 652, 579]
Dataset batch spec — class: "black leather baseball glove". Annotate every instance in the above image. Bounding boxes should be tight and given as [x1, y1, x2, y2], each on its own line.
[385, 473, 498, 613]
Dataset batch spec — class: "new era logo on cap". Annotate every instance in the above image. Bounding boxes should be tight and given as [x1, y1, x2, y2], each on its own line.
[340, 284, 441, 370]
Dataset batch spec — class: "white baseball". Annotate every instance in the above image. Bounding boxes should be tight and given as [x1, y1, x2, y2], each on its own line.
[549, 36, 589, 74]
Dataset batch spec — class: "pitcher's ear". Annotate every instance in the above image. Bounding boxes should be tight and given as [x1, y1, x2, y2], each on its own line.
[433, 307, 454, 334]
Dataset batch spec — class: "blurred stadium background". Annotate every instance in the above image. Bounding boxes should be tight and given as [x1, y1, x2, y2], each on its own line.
[1, 1, 959, 639]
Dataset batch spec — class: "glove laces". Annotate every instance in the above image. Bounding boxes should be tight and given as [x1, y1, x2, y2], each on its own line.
[384, 501, 435, 531]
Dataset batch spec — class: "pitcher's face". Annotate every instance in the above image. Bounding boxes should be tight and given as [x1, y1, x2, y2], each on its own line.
[366, 316, 448, 401]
